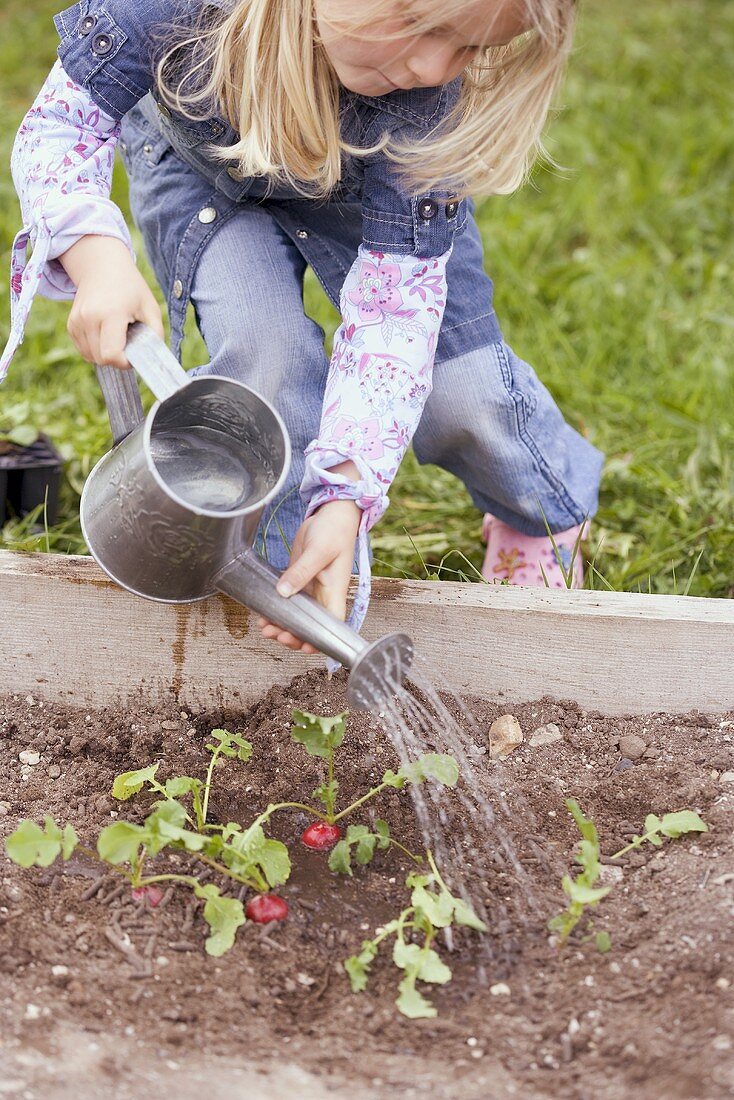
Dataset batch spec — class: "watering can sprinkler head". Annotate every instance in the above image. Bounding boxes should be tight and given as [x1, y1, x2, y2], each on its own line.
[81, 323, 414, 710]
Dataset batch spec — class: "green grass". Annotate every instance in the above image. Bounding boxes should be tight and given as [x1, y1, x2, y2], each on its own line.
[1, 0, 732, 594]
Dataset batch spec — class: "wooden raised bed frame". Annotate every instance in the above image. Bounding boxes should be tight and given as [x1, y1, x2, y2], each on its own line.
[1, 550, 732, 715]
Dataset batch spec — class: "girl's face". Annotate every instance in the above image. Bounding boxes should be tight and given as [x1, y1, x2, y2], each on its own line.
[315, 0, 530, 96]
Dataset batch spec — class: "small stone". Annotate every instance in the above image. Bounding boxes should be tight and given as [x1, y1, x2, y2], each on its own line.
[68, 734, 88, 755]
[489, 715, 523, 758]
[490, 982, 511, 996]
[47, 765, 62, 779]
[616, 758, 635, 772]
[161, 721, 179, 731]
[712, 1035, 732, 1052]
[0, 802, 10, 816]
[529, 723, 563, 748]
[24, 1004, 41, 1021]
[715, 977, 730, 990]
[618, 734, 646, 760]
[470, 1049, 484, 1059]
[296, 972, 315, 987]
[719, 772, 734, 784]
[466, 1036, 478, 1047]
[18, 751, 40, 766]
[599, 865, 624, 886]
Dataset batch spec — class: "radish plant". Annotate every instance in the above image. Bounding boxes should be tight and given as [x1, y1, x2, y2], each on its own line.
[344, 852, 486, 1019]
[550, 799, 708, 949]
[6, 728, 287, 955]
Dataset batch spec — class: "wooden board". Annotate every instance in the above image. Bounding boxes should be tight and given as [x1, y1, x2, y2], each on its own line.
[1, 550, 732, 714]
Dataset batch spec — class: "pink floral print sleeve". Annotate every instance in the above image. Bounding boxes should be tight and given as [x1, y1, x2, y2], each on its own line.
[301, 245, 451, 634]
[0, 61, 133, 381]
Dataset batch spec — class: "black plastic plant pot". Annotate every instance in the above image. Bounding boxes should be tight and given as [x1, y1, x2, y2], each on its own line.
[0, 434, 63, 528]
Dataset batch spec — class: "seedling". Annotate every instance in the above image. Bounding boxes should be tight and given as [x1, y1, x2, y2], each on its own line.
[290, 709, 458, 874]
[6, 729, 286, 956]
[344, 852, 486, 1019]
[550, 799, 708, 949]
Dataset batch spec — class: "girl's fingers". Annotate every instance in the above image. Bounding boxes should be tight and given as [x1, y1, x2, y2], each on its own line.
[276, 543, 332, 598]
[259, 620, 318, 654]
[98, 314, 133, 370]
[67, 314, 93, 364]
[138, 297, 165, 341]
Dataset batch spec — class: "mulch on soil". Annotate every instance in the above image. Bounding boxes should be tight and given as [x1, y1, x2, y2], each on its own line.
[1, 670, 732, 1100]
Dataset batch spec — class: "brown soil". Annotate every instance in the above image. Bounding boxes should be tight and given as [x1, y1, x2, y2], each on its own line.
[1, 671, 732, 1100]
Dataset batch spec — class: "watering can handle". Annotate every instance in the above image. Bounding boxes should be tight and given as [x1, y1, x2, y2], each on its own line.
[95, 322, 190, 445]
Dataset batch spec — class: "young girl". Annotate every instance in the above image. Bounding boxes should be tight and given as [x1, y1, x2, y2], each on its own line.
[1, 0, 603, 653]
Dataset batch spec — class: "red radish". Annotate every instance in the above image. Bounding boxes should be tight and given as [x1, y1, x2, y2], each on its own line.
[246, 894, 289, 923]
[132, 885, 164, 908]
[301, 821, 342, 850]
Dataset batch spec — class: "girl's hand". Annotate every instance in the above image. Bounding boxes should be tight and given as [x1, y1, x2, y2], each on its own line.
[259, 498, 361, 653]
[61, 235, 164, 369]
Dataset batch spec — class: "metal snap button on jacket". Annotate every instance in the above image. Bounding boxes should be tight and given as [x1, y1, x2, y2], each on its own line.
[79, 14, 97, 35]
[210, 121, 225, 138]
[143, 143, 153, 156]
[198, 207, 218, 224]
[227, 166, 245, 181]
[296, 229, 309, 239]
[445, 200, 459, 218]
[172, 279, 184, 299]
[156, 100, 172, 120]
[91, 33, 114, 56]
[418, 198, 438, 220]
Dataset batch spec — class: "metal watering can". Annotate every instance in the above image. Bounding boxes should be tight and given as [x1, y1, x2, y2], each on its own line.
[81, 323, 413, 709]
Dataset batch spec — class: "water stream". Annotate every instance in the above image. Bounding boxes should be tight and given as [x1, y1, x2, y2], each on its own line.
[359, 652, 549, 949]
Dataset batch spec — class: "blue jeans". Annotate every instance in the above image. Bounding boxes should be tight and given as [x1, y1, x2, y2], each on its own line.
[188, 206, 603, 570]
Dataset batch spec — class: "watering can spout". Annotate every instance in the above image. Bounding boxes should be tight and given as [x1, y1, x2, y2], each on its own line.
[214, 550, 414, 710]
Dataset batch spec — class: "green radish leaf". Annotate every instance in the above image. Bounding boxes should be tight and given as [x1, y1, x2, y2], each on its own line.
[222, 822, 290, 887]
[566, 799, 599, 847]
[344, 941, 377, 992]
[381, 769, 406, 789]
[112, 764, 160, 800]
[659, 811, 708, 838]
[165, 776, 203, 798]
[61, 824, 79, 860]
[411, 882, 455, 928]
[564, 879, 610, 906]
[396, 976, 437, 1019]
[417, 949, 452, 985]
[374, 819, 391, 849]
[290, 710, 347, 759]
[312, 779, 339, 813]
[257, 838, 291, 887]
[399, 754, 459, 788]
[328, 840, 353, 876]
[392, 940, 423, 971]
[644, 814, 662, 835]
[145, 800, 207, 855]
[595, 931, 612, 953]
[194, 884, 245, 957]
[206, 729, 252, 762]
[6, 818, 63, 868]
[97, 821, 149, 864]
[646, 833, 664, 847]
[453, 897, 487, 932]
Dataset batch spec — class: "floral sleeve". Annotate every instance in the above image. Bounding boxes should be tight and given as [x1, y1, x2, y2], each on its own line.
[0, 60, 132, 381]
[300, 244, 451, 636]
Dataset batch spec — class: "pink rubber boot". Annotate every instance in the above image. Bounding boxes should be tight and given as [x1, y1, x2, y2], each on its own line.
[481, 514, 586, 588]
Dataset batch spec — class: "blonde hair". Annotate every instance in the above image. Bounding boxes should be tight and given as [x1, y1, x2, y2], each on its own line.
[157, 0, 576, 199]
